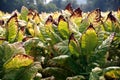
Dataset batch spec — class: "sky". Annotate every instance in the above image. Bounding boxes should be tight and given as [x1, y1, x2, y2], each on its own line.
[77, 0, 87, 4]
[45, 0, 87, 4]
[46, 0, 52, 4]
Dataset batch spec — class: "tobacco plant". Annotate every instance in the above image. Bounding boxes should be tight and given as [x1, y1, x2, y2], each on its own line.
[0, 3, 120, 80]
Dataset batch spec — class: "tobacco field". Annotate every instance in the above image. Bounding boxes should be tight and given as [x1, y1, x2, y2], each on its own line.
[0, 3, 120, 80]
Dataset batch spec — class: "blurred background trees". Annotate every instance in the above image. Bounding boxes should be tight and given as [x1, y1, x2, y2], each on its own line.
[0, 0, 120, 13]
[85, 0, 120, 11]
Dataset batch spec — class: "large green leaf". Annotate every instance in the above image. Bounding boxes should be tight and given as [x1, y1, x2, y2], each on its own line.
[81, 24, 98, 55]
[6, 13, 18, 43]
[17, 62, 42, 80]
[2, 42, 26, 62]
[23, 38, 40, 54]
[3, 62, 42, 80]
[20, 6, 29, 21]
[2, 68, 25, 80]
[79, 19, 89, 33]
[58, 15, 70, 39]
[3, 54, 34, 69]
[44, 15, 57, 44]
[90, 33, 115, 67]
[54, 40, 69, 55]
[42, 67, 70, 80]
[97, 32, 115, 52]
[48, 55, 80, 74]
[68, 33, 80, 57]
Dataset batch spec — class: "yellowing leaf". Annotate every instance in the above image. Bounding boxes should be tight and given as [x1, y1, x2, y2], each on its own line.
[20, 6, 29, 21]
[52, 11, 60, 20]
[27, 9, 34, 20]
[104, 12, 120, 32]
[34, 25, 40, 37]
[33, 12, 41, 24]
[45, 15, 54, 33]
[27, 20, 34, 36]
[104, 67, 120, 79]
[4, 54, 34, 69]
[70, 8, 82, 26]
[58, 15, 69, 39]
[6, 13, 18, 43]
[87, 8, 102, 24]
[0, 11, 4, 18]
[0, 38, 6, 44]
[65, 3, 73, 14]
[117, 7, 120, 20]
[68, 33, 80, 57]
[17, 29, 24, 41]
[81, 24, 98, 54]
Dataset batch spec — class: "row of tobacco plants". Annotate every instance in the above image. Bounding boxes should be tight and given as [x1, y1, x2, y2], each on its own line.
[0, 3, 120, 80]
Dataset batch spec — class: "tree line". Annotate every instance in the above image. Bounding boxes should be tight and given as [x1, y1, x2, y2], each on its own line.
[0, 0, 120, 13]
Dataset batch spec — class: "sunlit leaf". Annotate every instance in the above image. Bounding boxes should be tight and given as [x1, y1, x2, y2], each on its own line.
[18, 20, 27, 27]
[17, 28, 24, 41]
[34, 25, 40, 37]
[117, 7, 120, 20]
[58, 15, 70, 39]
[44, 15, 57, 44]
[89, 67, 103, 80]
[79, 19, 89, 33]
[4, 54, 34, 69]
[52, 11, 61, 20]
[27, 9, 34, 20]
[66, 75, 85, 80]
[104, 67, 120, 79]
[26, 20, 34, 36]
[33, 12, 41, 24]
[3, 62, 42, 80]
[93, 33, 115, 66]
[6, 13, 18, 43]
[0, 25, 6, 44]
[68, 33, 80, 57]
[45, 15, 54, 33]
[87, 8, 102, 24]
[81, 24, 98, 54]
[0, 38, 6, 44]
[41, 76, 55, 80]
[98, 32, 115, 49]
[20, 6, 29, 21]
[104, 12, 120, 32]
[70, 8, 82, 26]
[65, 3, 73, 14]
[0, 11, 4, 18]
